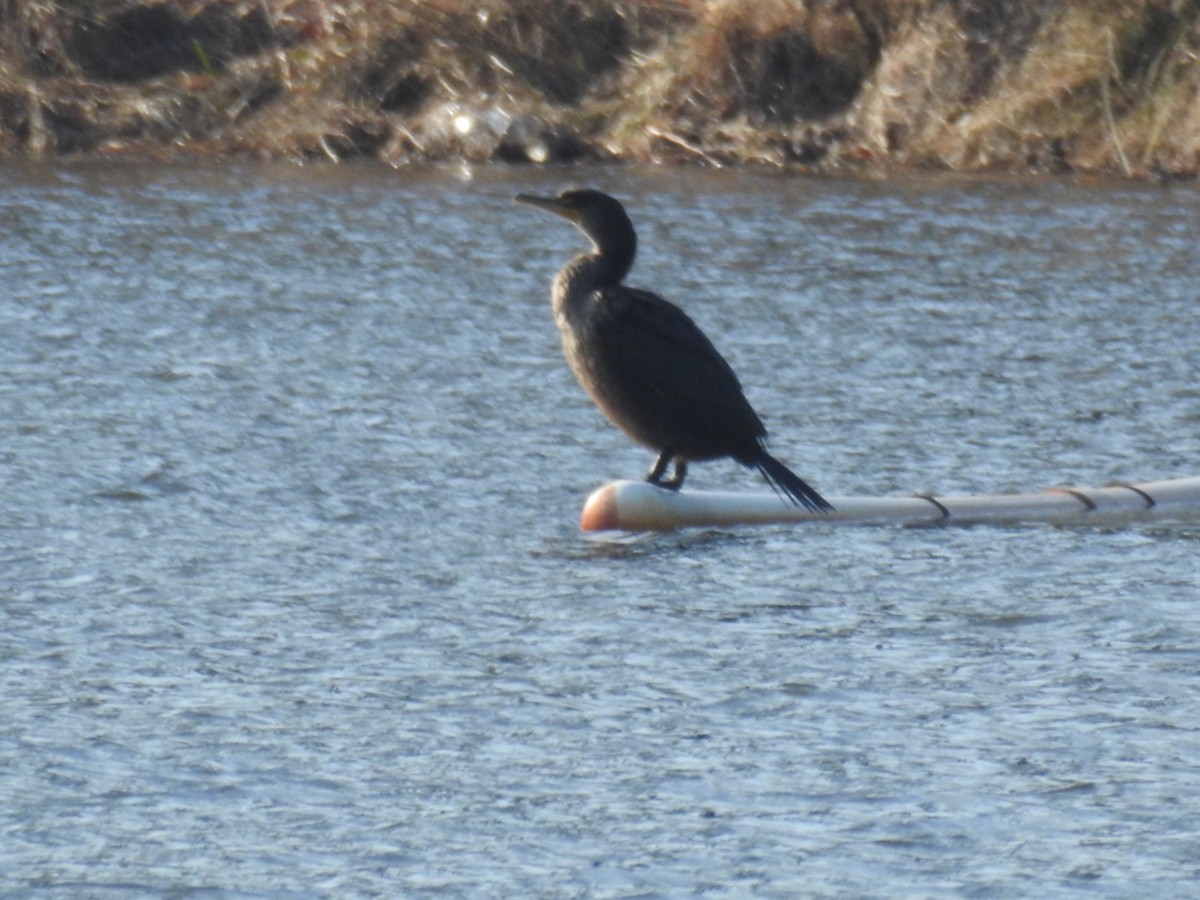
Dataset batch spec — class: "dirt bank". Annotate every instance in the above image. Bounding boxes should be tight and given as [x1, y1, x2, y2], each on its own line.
[3, 0, 1200, 176]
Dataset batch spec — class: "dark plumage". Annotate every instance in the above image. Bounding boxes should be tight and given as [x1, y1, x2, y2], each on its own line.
[515, 188, 832, 512]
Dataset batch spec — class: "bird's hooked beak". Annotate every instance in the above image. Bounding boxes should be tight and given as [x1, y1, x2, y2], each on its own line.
[515, 193, 580, 223]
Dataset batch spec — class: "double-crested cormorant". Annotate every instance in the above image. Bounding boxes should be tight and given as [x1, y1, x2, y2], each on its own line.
[515, 188, 832, 512]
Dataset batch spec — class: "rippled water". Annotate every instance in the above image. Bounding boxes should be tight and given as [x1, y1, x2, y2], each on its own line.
[3, 161, 1199, 897]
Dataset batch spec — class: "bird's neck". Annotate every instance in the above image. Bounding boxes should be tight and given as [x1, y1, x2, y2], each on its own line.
[554, 231, 636, 308]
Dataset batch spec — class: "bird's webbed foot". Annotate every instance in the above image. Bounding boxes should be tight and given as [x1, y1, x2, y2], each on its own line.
[646, 453, 687, 491]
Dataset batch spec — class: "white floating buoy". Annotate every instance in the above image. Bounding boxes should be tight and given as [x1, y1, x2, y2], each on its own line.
[580, 477, 1200, 532]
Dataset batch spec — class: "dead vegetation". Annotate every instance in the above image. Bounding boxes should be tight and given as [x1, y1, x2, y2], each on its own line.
[1, 0, 1199, 175]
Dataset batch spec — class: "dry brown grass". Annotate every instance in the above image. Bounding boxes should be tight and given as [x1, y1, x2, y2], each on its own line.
[851, 0, 1200, 174]
[599, 0, 882, 163]
[2, 0, 1200, 174]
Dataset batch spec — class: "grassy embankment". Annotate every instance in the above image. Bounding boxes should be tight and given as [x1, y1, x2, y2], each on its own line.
[2, 0, 1200, 175]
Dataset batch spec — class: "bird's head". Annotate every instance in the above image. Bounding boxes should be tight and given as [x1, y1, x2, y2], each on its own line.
[515, 189, 634, 253]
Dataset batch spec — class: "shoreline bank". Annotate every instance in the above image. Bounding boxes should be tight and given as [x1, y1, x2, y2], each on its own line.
[3, 1, 1199, 178]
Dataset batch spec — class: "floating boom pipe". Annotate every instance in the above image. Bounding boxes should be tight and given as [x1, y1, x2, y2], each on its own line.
[580, 476, 1200, 532]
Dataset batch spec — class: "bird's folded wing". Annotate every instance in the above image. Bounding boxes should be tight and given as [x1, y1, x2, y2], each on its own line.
[590, 286, 765, 432]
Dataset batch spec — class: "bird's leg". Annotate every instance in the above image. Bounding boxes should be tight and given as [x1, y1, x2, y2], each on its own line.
[646, 450, 675, 486]
[658, 460, 688, 491]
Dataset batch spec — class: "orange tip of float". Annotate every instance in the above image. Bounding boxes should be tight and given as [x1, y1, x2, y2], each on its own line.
[580, 482, 621, 531]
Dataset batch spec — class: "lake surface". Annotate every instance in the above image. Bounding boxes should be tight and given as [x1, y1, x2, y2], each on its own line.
[2, 160, 1199, 897]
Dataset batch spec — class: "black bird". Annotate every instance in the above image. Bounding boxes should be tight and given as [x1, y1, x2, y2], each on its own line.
[515, 188, 833, 512]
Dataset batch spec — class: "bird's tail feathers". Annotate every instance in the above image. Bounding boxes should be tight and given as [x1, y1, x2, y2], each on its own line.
[754, 451, 834, 513]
